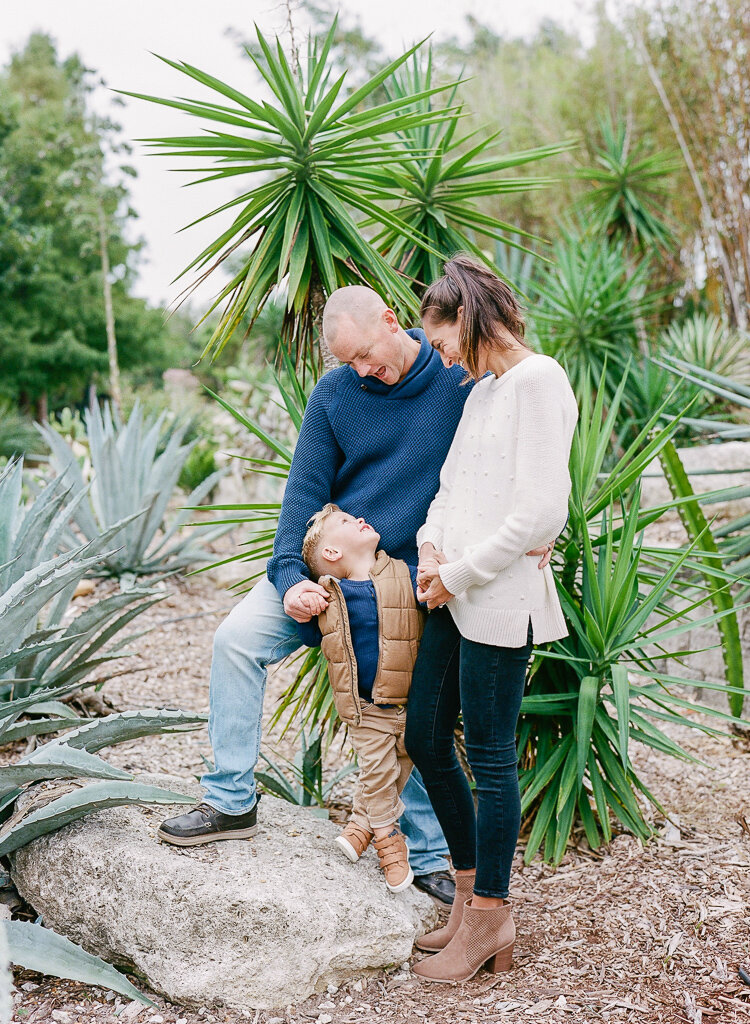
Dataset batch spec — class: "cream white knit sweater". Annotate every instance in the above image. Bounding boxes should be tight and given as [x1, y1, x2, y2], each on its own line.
[416, 353, 579, 647]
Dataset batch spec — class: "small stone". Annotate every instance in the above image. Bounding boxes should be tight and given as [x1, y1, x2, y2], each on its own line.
[176, 1019, 188, 1024]
[105, 991, 116, 1001]
[51, 1013, 72, 1024]
[326, 984, 339, 994]
[21, 983, 39, 992]
[351, 980, 364, 992]
[317, 1016, 333, 1024]
[266, 1018, 284, 1024]
[400, 961, 410, 971]
[318, 1002, 336, 1010]
[149, 1016, 164, 1023]
[344, 996, 353, 1004]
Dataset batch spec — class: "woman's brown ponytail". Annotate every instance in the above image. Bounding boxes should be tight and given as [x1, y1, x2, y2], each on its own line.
[420, 254, 527, 379]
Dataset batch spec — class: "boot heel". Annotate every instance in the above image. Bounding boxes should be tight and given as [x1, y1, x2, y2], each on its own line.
[486, 945, 513, 973]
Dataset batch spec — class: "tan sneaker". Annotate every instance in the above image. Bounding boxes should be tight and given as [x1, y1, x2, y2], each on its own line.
[374, 828, 414, 893]
[334, 821, 374, 863]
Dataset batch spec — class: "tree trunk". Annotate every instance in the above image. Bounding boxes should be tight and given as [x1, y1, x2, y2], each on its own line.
[310, 270, 339, 373]
[637, 35, 744, 327]
[36, 392, 48, 424]
[98, 201, 122, 416]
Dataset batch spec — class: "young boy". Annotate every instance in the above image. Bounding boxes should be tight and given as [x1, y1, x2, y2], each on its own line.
[297, 503, 425, 893]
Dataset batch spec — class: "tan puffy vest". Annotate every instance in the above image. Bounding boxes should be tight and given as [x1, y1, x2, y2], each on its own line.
[318, 550, 425, 726]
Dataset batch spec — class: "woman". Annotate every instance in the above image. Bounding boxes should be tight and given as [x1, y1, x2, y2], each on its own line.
[405, 254, 578, 983]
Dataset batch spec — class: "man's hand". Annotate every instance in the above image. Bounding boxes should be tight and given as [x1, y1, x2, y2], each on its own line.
[527, 538, 556, 570]
[417, 574, 454, 610]
[283, 580, 329, 623]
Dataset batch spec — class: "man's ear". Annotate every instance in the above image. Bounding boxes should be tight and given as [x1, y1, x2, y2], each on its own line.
[321, 545, 343, 565]
[383, 307, 399, 333]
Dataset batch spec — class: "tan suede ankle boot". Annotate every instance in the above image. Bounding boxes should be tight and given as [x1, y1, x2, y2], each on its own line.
[412, 899, 515, 983]
[415, 871, 475, 952]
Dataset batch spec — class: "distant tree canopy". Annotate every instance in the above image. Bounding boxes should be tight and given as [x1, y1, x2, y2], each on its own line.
[0, 34, 202, 417]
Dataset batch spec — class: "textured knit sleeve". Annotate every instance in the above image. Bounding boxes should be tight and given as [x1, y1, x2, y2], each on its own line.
[266, 375, 343, 599]
[295, 617, 323, 648]
[415, 426, 463, 553]
[439, 361, 577, 596]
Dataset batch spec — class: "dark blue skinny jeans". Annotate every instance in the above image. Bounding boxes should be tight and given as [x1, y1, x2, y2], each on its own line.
[405, 607, 532, 899]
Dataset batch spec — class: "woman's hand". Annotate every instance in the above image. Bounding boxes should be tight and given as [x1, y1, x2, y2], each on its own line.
[418, 544, 447, 587]
[417, 574, 454, 610]
[526, 538, 556, 570]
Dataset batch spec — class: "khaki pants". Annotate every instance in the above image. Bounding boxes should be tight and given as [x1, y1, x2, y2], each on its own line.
[348, 702, 413, 831]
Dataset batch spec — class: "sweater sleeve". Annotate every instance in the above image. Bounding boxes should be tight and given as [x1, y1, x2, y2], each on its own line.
[266, 376, 343, 599]
[438, 363, 576, 597]
[295, 617, 323, 648]
[415, 428, 463, 553]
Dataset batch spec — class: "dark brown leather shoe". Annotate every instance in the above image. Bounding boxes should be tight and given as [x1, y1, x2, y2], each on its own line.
[157, 797, 260, 846]
[413, 870, 455, 905]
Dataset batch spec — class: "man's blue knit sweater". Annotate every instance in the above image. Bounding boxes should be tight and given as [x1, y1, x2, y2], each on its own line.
[266, 329, 473, 599]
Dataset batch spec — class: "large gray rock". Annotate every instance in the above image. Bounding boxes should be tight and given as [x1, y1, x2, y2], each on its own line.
[10, 775, 437, 1011]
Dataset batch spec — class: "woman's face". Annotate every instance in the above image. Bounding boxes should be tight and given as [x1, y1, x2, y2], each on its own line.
[422, 313, 463, 369]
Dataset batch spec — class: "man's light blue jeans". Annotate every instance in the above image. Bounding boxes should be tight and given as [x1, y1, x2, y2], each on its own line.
[200, 575, 450, 876]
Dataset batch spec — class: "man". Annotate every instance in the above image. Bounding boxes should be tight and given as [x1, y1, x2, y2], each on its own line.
[159, 286, 476, 902]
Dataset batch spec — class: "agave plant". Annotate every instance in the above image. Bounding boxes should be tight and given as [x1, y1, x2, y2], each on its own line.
[0, 685, 204, 1002]
[0, 458, 160, 700]
[371, 51, 571, 286]
[38, 401, 228, 580]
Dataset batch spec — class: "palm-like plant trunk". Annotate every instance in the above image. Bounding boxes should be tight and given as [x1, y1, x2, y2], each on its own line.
[310, 271, 339, 372]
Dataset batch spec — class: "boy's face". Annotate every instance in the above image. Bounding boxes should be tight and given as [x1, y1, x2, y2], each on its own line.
[319, 510, 380, 573]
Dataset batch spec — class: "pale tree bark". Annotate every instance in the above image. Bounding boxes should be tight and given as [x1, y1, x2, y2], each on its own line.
[98, 200, 122, 417]
[637, 33, 744, 327]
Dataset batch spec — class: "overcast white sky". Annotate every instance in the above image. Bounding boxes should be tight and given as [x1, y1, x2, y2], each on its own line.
[2, 1, 595, 310]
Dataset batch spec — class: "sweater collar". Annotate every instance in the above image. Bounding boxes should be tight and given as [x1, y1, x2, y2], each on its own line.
[350, 328, 442, 397]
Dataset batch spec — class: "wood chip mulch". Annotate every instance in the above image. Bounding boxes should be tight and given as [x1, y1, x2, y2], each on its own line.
[10, 574, 750, 1024]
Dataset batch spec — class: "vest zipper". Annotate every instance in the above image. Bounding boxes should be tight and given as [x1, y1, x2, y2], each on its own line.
[371, 570, 384, 704]
[330, 578, 361, 725]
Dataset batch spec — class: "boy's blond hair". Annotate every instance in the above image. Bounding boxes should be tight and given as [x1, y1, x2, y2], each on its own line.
[301, 502, 342, 581]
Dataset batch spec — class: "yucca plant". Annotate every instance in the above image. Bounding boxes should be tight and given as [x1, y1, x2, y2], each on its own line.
[660, 316, 750, 392]
[518, 374, 749, 863]
[0, 685, 204, 1003]
[574, 116, 680, 251]
[0, 459, 160, 700]
[38, 401, 227, 581]
[122, 21, 461, 366]
[530, 230, 666, 403]
[197, 350, 313, 590]
[371, 51, 571, 285]
[255, 726, 357, 815]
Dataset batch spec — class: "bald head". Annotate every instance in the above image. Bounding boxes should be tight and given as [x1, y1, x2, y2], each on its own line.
[320, 286, 420, 386]
[322, 286, 389, 349]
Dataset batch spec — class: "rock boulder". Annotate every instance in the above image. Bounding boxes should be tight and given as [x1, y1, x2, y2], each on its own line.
[10, 775, 437, 1011]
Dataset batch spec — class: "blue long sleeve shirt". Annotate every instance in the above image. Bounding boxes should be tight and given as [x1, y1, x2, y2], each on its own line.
[266, 330, 474, 599]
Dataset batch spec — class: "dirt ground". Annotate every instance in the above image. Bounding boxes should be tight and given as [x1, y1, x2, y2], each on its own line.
[10, 573, 750, 1024]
